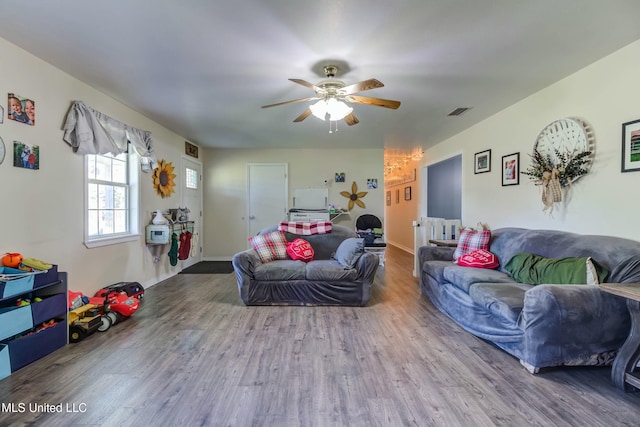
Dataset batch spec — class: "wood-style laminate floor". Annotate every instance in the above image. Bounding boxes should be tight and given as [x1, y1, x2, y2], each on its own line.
[1, 246, 639, 426]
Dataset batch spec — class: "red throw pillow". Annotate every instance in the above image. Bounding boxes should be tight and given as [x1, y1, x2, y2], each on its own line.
[457, 249, 499, 269]
[286, 238, 314, 262]
[453, 229, 491, 261]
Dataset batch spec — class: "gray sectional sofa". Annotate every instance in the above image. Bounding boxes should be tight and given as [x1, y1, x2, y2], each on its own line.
[419, 227, 640, 372]
[233, 224, 378, 306]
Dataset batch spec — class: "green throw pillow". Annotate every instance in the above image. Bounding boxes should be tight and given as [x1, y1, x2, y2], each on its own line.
[504, 252, 608, 285]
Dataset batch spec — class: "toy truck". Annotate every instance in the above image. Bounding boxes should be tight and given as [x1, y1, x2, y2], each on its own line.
[68, 304, 103, 343]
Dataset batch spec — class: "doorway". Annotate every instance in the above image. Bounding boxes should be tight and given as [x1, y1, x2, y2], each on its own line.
[180, 156, 203, 269]
[247, 163, 288, 243]
[422, 154, 462, 219]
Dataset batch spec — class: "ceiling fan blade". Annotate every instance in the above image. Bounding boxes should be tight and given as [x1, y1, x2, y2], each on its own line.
[342, 79, 384, 95]
[289, 78, 321, 92]
[344, 113, 359, 126]
[347, 95, 401, 109]
[261, 97, 318, 109]
[293, 108, 312, 122]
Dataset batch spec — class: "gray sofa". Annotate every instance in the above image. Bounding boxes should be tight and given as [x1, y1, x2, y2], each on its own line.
[419, 227, 640, 372]
[233, 224, 378, 306]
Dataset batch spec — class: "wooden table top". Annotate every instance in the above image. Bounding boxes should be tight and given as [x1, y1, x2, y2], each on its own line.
[598, 283, 640, 302]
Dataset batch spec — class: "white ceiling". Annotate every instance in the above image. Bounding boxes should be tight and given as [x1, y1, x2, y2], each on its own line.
[1, 1, 639, 151]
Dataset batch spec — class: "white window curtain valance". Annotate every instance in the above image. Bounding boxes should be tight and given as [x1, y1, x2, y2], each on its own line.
[62, 101, 157, 164]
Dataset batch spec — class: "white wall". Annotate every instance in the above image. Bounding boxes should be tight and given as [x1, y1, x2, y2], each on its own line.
[0, 37, 190, 294]
[422, 38, 640, 241]
[202, 148, 384, 259]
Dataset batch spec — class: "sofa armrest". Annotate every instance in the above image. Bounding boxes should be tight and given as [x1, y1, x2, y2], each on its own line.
[521, 284, 630, 367]
[418, 245, 455, 265]
[355, 252, 379, 284]
[232, 249, 262, 304]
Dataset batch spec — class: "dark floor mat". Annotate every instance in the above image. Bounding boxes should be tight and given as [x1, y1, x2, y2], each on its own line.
[179, 261, 234, 274]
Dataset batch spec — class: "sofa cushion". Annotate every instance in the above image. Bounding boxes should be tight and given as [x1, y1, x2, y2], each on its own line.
[249, 230, 288, 263]
[253, 259, 306, 280]
[457, 249, 499, 269]
[504, 252, 609, 285]
[453, 229, 491, 261]
[443, 265, 516, 293]
[306, 260, 358, 281]
[468, 282, 533, 324]
[333, 238, 364, 268]
[286, 238, 314, 262]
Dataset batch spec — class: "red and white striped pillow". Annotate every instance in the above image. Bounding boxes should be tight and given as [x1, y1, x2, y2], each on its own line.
[452, 229, 491, 261]
[249, 231, 288, 263]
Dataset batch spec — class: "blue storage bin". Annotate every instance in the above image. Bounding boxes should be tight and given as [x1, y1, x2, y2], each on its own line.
[34, 265, 59, 288]
[7, 320, 66, 372]
[0, 305, 33, 341]
[31, 294, 66, 325]
[0, 344, 10, 380]
[0, 268, 36, 299]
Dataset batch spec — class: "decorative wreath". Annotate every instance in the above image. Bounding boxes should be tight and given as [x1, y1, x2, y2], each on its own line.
[340, 181, 367, 211]
[152, 159, 176, 198]
[522, 148, 591, 213]
[522, 148, 591, 188]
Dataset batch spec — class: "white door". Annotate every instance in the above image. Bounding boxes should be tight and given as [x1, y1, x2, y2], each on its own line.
[247, 163, 288, 242]
[180, 156, 203, 269]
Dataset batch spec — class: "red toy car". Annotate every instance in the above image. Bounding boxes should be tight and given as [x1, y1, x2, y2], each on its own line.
[105, 292, 140, 322]
[95, 281, 144, 302]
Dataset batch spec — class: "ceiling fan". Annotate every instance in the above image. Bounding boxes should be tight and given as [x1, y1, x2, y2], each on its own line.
[261, 65, 401, 128]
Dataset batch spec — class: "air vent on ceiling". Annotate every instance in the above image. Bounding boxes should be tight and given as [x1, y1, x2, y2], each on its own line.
[448, 107, 471, 116]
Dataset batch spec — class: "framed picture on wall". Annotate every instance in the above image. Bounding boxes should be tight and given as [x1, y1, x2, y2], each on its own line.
[386, 191, 391, 206]
[395, 189, 400, 204]
[404, 186, 412, 201]
[7, 93, 35, 126]
[501, 152, 519, 186]
[621, 118, 640, 172]
[474, 149, 491, 174]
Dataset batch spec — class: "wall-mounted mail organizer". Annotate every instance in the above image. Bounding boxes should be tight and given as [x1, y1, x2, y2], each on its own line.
[146, 221, 194, 245]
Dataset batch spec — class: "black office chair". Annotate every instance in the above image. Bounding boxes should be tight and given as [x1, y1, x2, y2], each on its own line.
[355, 214, 387, 266]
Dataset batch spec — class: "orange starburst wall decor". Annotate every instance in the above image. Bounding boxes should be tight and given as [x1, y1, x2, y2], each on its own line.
[152, 159, 176, 198]
[341, 181, 367, 210]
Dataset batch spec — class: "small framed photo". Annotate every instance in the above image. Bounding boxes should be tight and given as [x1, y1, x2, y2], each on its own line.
[501, 152, 519, 186]
[404, 186, 412, 201]
[335, 172, 345, 182]
[395, 189, 400, 204]
[474, 149, 491, 174]
[185, 141, 198, 158]
[13, 141, 39, 170]
[621, 119, 640, 172]
[7, 93, 35, 126]
[367, 178, 378, 189]
[386, 191, 391, 206]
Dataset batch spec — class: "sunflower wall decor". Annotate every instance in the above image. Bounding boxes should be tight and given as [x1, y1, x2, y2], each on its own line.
[152, 159, 176, 198]
[340, 181, 367, 211]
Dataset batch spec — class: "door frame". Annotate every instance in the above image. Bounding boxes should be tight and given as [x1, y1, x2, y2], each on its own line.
[180, 155, 203, 268]
[246, 163, 288, 244]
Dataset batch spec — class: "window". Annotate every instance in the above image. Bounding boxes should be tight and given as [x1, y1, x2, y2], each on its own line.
[85, 149, 140, 248]
[185, 167, 198, 189]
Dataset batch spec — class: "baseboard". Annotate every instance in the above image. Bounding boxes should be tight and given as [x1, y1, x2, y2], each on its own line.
[141, 270, 179, 290]
[202, 256, 233, 262]
[386, 241, 414, 255]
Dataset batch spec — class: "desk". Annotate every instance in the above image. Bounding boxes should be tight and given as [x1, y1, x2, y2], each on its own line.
[598, 282, 640, 392]
[428, 239, 458, 247]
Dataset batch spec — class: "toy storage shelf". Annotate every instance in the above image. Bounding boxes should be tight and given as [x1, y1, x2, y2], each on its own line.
[0, 268, 67, 380]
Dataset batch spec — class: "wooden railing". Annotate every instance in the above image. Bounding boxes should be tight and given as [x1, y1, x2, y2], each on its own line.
[412, 217, 461, 277]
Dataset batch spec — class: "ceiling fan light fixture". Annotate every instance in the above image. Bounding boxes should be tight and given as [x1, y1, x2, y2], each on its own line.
[310, 100, 328, 121]
[310, 98, 353, 122]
